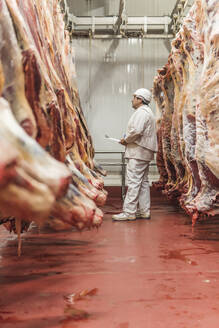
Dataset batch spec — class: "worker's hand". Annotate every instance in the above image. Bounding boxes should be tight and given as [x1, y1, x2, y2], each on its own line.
[120, 138, 127, 146]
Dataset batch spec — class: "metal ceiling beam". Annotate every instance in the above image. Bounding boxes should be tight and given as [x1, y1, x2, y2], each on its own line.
[64, 0, 194, 39]
[70, 15, 173, 38]
[72, 16, 171, 27]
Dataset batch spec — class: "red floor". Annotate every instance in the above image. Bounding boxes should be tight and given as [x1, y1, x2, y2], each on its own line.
[1, 192, 219, 328]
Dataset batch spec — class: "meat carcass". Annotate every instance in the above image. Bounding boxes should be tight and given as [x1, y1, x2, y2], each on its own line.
[51, 184, 103, 231]
[153, 0, 219, 224]
[6, 0, 100, 172]
[66, 155, 107, 207]
[0, 0, 37, 137]
[0, 0, 106, 237]
[0, 97, 70, 222]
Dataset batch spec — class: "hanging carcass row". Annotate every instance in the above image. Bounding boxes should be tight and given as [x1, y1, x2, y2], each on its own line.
[0, 0, 107, 235]
[153, 0, 219, 225]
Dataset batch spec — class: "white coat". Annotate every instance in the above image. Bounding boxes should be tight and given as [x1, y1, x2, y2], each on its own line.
[122, 104, 157, 215]
[124, 104, 157, 161]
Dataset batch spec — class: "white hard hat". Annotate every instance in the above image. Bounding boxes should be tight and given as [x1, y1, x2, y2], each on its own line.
[134, 88, 152, 103]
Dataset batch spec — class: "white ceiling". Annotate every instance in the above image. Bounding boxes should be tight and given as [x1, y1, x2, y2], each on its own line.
[67, 0, 178, 17]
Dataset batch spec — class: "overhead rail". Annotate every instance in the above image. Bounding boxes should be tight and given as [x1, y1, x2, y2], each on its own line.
[69, 15, 172, 38]
[89, 34, 173, 39]
[72, 16, 171, 27]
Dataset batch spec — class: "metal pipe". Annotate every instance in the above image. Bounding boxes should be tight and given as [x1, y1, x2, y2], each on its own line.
[121, 152, 126, 200]
[114, 0, 126, 34]
[73, 16, 171, 26]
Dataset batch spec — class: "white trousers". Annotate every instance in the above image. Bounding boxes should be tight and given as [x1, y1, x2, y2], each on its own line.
[123, 158, 150, 215]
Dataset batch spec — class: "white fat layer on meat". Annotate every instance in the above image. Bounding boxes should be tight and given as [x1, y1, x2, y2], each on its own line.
[153, 0, 219, 216]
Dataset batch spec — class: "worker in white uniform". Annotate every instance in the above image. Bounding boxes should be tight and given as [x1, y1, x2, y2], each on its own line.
[112, 88, 157, 221]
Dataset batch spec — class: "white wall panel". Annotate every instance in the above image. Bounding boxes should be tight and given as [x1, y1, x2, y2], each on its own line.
[73, 38, 171, 152]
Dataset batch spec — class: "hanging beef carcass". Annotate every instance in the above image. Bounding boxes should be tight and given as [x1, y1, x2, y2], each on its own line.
[0, 96, 71, 221]
[0, 0, 107, 238]
[0, 0, 37, 137]
[153, 0, 219, 224]
[6, 0, 106, 180]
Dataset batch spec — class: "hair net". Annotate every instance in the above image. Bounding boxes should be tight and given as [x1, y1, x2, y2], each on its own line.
[134, 88, 152, 103]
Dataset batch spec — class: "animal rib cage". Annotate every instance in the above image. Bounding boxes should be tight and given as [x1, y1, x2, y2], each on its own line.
[153, 0, 219, 225]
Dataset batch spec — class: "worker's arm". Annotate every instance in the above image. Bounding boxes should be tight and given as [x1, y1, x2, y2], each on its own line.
[119, 138, 127, 146]
[125, 110, 147, 143]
